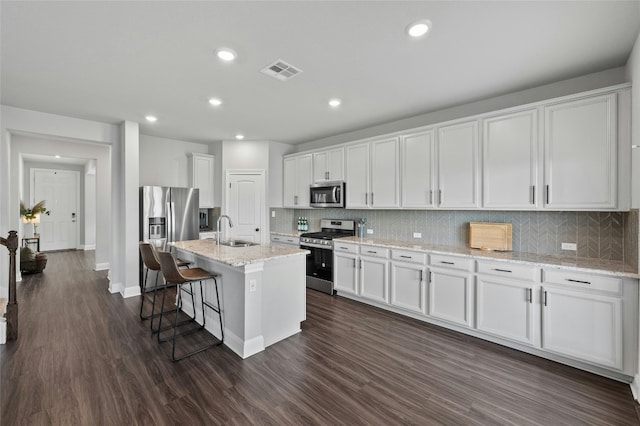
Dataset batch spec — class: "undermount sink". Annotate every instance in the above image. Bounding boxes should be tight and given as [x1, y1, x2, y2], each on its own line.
[217, 239, 259, 247]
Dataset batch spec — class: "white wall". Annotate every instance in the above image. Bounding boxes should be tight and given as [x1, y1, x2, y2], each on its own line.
[296, 67, 628, 152]
[0, 106, 118, 299]
[139, 134, 210, 188]
[268, 141, 295, 207]
[625, 34, 640, 209]
[84, 161, 97, 250]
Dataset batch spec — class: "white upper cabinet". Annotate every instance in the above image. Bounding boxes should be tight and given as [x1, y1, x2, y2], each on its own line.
[370, 137, 400, 208]
[189, 153, 215, 208]
[345, 137, 400, 208]
[483, 109, 539, 209]
[401, 129, 436, 208]
[544, 93, 617, 209]
[345, 143, 370, 208]
[283, 154, 313, 208]
[437, 120, 480, 208]
[313, 147, 344, 183]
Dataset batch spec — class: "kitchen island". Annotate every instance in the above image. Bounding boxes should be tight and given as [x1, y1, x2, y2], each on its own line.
[169, 239, 308, 359]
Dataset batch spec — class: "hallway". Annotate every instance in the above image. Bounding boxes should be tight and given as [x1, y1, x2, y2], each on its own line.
[1, 250, 639, 425]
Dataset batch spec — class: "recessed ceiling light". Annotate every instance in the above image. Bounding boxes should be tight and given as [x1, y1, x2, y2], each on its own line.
[235, 134, 245, 140]
[216, 48, 237, 62]
[329, 99, 341, 108]
[209, 98, 223, 106]
[406, 20, 432, 38]
[55, 155, 61, 159]
[145, 115, 157, 122]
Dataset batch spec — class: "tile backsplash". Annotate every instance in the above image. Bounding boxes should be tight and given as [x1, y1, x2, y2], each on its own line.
[271, 208, 639, 268]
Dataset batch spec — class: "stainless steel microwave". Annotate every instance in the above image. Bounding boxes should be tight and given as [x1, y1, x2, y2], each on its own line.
[309, 181, 345, 208]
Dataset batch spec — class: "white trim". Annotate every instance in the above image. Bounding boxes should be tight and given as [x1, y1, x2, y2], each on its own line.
[108, 281, 123, 294]
[631, 375, 640, 401]
[94, 262, 109, 271]
[122, 286, 141, 298]
[81, 244, 96, 251]
[224, 329, 265, 359]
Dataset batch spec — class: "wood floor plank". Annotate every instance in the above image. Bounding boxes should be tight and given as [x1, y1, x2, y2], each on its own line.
[1, 250, 639, 425]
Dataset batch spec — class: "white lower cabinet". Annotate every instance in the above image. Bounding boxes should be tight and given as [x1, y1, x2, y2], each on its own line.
[390, 262, 426, 314]
[428, 255, 474, 328]
[334, 251, 359, 295]
[476, 276, 537, 347]
[541, 286, 623, 370]
[359, 256, 389, 303]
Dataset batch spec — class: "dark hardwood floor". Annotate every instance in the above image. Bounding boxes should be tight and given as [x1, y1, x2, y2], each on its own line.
[2, 250, 639, 425]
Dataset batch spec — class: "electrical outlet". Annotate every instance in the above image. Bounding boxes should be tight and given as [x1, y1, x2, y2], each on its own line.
[413, 232, 422, 238]
[366, 228, 374, 235]
[271, 210, 276, 218]
[249, 279, 257, 292]
[561, 242, 577, 251]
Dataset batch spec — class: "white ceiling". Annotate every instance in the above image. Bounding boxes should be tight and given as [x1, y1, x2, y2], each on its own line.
[2, 1, 639, 145]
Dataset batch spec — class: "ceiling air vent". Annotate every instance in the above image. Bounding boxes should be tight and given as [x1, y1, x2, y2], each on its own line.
[260, 60, 302, 82]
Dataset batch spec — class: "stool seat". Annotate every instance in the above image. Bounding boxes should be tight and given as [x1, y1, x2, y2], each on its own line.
[156, 250, 223, 361]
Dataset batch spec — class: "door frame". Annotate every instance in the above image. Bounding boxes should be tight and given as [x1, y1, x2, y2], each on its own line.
[224, 169, 267, 244]
[30, 167, 81, 250]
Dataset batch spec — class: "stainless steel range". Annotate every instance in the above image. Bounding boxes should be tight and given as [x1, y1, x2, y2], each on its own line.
[300, 219, 356, 295]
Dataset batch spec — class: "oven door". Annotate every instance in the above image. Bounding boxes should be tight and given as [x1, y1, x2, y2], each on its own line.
[300, 243, 334, 294]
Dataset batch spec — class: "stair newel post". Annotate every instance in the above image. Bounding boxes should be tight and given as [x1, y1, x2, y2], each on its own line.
[0, 230, 18, 340]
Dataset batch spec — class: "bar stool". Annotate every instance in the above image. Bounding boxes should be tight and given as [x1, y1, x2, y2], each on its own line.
[156, 250, 223, 361]
[138, 242, 191, 328]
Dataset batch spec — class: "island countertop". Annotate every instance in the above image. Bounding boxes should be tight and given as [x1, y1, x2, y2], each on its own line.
[170, 239, 309, 268]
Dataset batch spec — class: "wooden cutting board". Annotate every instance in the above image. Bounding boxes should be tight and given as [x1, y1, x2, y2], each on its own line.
[469, 222, 512, 251]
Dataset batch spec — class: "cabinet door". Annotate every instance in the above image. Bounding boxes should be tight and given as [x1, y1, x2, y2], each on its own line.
[483, 110, 538, 209]
[191, 154, 215, 208]
[437, 121, 479, 208]
[334, 253, 358, 295]
[541, 287, 622, 369]
[428, 268, 473, 327]
[401, 130, 435, 208]
[544, 94, 617, 209]
[296, 154, 313, 207]
[390, 262, 425, 314]
[359, 257, 388, 303]
[370, 137, 400, 208]
[345, 143, 370, 208]
[327, 148, 344, 182]
[313, 151, 329, 183]
[476, 276, 536, 346]
[283, 157, 297, 207]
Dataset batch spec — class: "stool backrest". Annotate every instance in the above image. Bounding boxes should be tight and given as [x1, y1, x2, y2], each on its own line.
[139, 242, 161, 271]
[157, 250, 188, 284]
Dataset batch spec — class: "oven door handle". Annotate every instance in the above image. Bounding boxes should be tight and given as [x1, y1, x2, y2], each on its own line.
[300, 243, 333, 251]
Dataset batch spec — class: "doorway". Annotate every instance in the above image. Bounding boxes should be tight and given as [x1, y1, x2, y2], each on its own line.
[225, 171, 266, 243]
[30, 168, 80, 251]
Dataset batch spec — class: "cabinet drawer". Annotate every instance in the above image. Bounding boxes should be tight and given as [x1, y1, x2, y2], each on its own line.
[270, 235, 299, 245]
[477, 261, 540, 282]
[334, 243, 358, 254]
[429, 254, 474, 271]
[543, 269, 622, 295]
[392, 249, 427, 265]
[360, 246, 390, 259]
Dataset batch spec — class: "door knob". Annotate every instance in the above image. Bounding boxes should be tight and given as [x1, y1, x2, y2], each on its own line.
[255, 228, 260, 232]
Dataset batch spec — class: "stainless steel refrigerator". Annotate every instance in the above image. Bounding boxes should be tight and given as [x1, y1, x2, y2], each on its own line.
[139, 186, 199, 249]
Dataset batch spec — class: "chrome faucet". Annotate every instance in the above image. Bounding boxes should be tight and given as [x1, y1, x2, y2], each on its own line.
[216, 215, 233, 245]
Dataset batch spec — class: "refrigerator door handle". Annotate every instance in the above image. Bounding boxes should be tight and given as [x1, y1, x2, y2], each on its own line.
[167, 202, 173, 243]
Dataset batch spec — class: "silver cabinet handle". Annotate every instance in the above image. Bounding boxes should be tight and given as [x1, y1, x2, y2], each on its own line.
[353, 259, 356, 268]
[566, 278, 591, 285]
[400, 255, 412, 259]
[371, 192, 374, 205]
[440, 261, 454, 265]
[438, 189, 442, 206]
[546, 185, 550, 204]
[420, 270, 424, 282]
[527, 288, 532, 303]
[428, 271, 432, 283]
[365, 193, 368, 205]
[325, 171, 329, 180]
[429, 190, 433, 205]
[531, 185, 536, 205]
[294, 195, 298, 205]
[543, 290, 548, 306]
[493, 268, 512, 273]
[366, 250, 377, 254]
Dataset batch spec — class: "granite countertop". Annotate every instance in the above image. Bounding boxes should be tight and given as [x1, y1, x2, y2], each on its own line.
[170, 239, 309, 268]
[270, 230, 317, 237]
[336, 236, 639, 279]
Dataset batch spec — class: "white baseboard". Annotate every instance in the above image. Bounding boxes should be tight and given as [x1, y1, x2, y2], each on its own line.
[122, 285, 141, 298]
[108, 282, 123, 294]
[81, 244, 96, 251]
[630, 374, 640, 401]
[94, 262, 109, 271]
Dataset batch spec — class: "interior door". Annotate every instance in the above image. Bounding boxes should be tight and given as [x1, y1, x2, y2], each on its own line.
[32, 168, 79, 251]
[226, 172, 265, 243]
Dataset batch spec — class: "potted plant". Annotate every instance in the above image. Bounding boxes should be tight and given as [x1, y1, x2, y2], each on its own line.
[20, 200, 51, 238]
